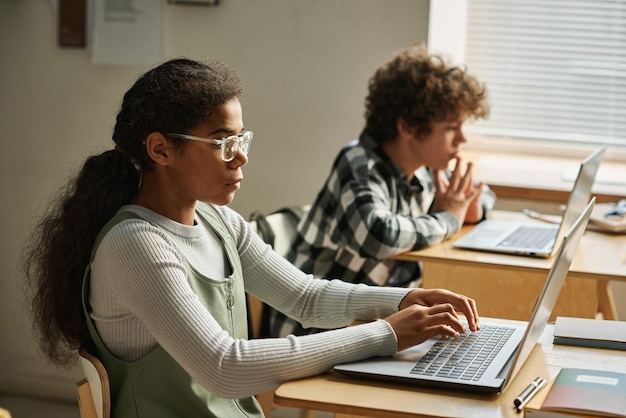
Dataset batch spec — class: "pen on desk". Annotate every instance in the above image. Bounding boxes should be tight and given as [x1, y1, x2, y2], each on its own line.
[522, 209, 560, 224]
[514, 376, 547, 412]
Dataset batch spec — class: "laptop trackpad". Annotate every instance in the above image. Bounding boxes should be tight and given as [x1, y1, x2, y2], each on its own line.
[457, 222, 511, 245]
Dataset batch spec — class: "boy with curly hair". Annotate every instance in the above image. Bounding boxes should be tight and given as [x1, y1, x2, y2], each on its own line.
[271, 44, 494, 337]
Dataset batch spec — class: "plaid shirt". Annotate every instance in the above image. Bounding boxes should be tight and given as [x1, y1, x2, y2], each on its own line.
[268, 132, 495, 337]
[287, 132, 496, 287]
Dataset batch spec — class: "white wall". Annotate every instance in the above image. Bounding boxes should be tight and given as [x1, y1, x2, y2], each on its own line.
[0, 0, 430, 401]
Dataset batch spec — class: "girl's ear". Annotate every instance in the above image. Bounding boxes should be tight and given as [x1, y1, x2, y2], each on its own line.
[145, 132, 175, 166]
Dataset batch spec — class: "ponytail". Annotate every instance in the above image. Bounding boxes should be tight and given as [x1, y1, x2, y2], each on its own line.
[23, 150, 139, 365]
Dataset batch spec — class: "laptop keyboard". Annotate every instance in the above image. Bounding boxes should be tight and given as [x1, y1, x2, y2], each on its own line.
[497, 226, 555, 249]
[410, 324, 515, 381]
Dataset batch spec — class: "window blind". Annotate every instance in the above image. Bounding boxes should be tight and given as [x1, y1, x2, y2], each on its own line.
[463, 0, 626, 148]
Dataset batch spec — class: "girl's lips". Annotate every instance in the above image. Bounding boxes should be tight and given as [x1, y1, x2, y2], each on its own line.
[227, 179, 242, 190]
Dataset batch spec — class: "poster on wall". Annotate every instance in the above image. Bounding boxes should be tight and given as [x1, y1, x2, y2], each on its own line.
[92, 0, 162, 65]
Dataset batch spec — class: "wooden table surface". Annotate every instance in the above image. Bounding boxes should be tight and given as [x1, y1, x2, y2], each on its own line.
[274, 320, 626, 418]
[393, 210, 626, 321]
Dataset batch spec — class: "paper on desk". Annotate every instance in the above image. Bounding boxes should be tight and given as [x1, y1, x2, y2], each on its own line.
[589, 203, 626, 233]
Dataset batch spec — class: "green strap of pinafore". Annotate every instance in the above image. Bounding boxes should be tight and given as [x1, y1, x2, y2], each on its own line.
[81, 203, 264, 418]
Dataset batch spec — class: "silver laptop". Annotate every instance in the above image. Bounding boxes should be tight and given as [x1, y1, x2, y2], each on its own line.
[452, 146, 604, 257]
[334, 198, 595, 393]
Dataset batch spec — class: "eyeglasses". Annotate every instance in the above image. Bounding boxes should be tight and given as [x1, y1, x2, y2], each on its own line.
[166, 131, 253, 162]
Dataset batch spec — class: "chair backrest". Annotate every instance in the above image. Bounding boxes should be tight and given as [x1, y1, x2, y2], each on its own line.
[249, 205, 309, 257]
[77, 348, 111, 418]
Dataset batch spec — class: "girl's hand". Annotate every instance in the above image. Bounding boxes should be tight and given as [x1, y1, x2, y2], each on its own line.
[399, 288, 480, 332]
[383, 303, 467, 352]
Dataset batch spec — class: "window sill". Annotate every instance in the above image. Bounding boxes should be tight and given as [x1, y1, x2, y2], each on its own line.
[462, 149, 626, 204]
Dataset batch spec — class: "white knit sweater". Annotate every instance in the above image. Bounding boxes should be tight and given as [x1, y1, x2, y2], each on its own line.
[90, 204, 409, 398]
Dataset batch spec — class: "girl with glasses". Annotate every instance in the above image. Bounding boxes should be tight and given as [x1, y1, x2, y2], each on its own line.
[23, 58, 479, 417]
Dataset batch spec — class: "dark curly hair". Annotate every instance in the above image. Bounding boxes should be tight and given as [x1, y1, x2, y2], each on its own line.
[364, 44, 489, 143]
[22, 58, 243, 365]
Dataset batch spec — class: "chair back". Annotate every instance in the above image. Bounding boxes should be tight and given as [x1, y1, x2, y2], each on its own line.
[249, 205, 309, 257]
[77, 348, 111, 418]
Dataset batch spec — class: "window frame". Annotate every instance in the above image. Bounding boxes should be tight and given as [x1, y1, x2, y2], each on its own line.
[427, 0, 626, 163]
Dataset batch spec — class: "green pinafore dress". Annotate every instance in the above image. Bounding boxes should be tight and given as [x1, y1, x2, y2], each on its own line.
[81, 203, 264, 417]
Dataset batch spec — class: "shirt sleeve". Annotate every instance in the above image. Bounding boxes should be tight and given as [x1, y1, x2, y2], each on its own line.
[96, 211, 405, 399]
[478, 184, 497, 221]
[220, 206, 411, 327]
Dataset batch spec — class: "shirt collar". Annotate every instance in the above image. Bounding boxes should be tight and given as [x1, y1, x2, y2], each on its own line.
[359, 131, 424, 196]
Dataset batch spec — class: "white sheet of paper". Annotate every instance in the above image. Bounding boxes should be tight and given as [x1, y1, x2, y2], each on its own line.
[92, 0, 162, 65]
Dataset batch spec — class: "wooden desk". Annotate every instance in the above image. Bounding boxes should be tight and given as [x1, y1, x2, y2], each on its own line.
[274, 320, 626, 418]
[394, 211, 626, 321]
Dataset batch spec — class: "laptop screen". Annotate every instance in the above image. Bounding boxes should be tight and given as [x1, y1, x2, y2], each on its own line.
[501, 197, 595, 391]
[552, 146, 605, 254]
